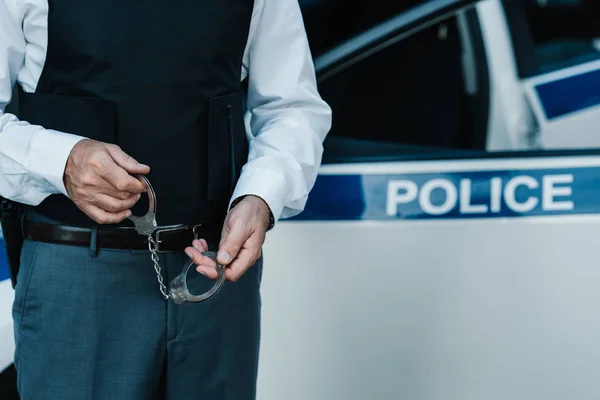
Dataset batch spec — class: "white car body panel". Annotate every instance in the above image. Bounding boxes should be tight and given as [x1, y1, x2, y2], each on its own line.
[0, 280, 14, 373]
[0, 233, 14, 374]
[257, 155, 600, 399]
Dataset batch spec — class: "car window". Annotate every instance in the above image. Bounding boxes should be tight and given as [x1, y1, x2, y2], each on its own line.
[504, 0, 600, 76]
[315, 14, 478, 150]
[299, 0, 425, 57]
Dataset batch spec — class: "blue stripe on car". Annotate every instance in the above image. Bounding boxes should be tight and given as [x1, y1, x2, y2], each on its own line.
[536, 68, 600, 120]
[292, 166, 600, 221]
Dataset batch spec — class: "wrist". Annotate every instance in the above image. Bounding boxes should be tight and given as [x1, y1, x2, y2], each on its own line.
[230, 195, 274, 231]
[33, 130, 86, 198]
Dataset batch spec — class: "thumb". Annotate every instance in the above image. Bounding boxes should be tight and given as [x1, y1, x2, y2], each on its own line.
[218, 221, 250, 266]
[106, 145, 150, 175]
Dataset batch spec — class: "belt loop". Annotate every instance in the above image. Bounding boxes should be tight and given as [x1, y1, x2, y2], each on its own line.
[89, 227, 99, 257]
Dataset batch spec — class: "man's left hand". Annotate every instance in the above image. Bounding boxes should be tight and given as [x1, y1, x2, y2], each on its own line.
[184, 195, 271, 282]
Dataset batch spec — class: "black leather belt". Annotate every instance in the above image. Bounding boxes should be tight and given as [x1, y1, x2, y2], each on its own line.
[22, 219, 220, 252]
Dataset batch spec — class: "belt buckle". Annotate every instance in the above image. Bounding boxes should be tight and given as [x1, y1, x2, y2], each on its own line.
[154, 224, 202, 253]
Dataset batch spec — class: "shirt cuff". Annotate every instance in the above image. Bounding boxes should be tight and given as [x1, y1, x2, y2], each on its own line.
[229, 167, 287, 223]
[29, 129, 86, 197]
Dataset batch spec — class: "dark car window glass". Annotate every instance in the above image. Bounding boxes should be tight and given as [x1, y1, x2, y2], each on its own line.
[506, 0, 600, 75]
[299, 0, 425, 56]
[316, 15, 475, 150]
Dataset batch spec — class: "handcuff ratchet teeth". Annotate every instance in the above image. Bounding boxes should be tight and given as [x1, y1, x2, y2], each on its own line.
[126, 174, 226, 303]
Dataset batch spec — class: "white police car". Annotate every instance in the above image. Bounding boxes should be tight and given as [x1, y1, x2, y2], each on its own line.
[0, 230, 17, 399]
[257, 0, 600, 399]
[3, 0, 600, 398]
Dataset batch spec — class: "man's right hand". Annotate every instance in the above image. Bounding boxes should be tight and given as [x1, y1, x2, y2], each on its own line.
[64, 139, 150, 224]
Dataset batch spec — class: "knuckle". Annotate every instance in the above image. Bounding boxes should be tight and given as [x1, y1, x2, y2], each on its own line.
[115, 180, 129, 191]
[228, 212, 244, 226]
[75, 199, 87, 208]
[80, 172, 96, 186]
[88, 154, 105, 169]
[74, 186, 87, 196]
[240, 219, 252, 233]
[77, 192, 92, 204]
[118, 191, 131, 200]
[83, 195, 96, 206]
[88, 158, 101, 169]
[104, 143, 120, 153]
[107, 202, 118, 213]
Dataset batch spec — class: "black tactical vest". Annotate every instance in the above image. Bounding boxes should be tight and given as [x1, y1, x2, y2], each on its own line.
[16, 0, 254, 228]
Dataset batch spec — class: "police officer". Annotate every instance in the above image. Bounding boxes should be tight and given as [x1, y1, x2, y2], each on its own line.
[0, 0, 331, 398]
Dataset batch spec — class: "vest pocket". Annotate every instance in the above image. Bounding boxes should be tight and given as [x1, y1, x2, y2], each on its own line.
[207, 91, 249, 214]
[16, 88, 116, 144]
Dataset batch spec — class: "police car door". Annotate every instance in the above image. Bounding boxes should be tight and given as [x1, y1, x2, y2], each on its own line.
[257, 1, 600, 399]
[502, 0, 600, 149]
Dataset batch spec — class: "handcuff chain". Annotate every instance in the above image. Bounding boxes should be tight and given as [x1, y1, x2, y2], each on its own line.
[147, 235, 169, 300]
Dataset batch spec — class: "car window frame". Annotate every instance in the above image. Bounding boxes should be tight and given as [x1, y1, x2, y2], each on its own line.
[309, 0, 488, 163]
[314, 0, 481, 82]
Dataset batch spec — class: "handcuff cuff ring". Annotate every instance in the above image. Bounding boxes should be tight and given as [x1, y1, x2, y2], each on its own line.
[126, 174, 225, 304]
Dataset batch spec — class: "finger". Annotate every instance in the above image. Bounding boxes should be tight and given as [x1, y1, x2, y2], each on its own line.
[99, 182, 144, 200]
[82, 204, 132, 225]
[72, 174, 140, 204]
[92, 193, 141, 213]
[98, 163, 147, 194]
[224, 246, 258, 282]
[184, 246, 215, 267]
[105, 145, 150, 175]
[217, 220, 251, 266]
[191, 239, 208, 253]
[196, 264, 219, 280]
[184, 246, 219, 279]
[192, 239, 217, 279]
[191, 239, 217, 277]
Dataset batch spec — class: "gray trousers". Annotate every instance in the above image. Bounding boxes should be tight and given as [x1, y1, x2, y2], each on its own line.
[12, 239, 263, 399]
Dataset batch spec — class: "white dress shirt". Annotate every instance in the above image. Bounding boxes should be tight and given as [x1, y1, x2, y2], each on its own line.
[0, 0, 331, 222]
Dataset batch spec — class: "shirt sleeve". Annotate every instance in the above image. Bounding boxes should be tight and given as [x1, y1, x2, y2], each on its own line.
[232, 0, 332, 222]
[0, 0, 84, 205]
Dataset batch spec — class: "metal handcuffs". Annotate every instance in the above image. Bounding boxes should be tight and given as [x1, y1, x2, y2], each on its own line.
[126, 174, 225, 304]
